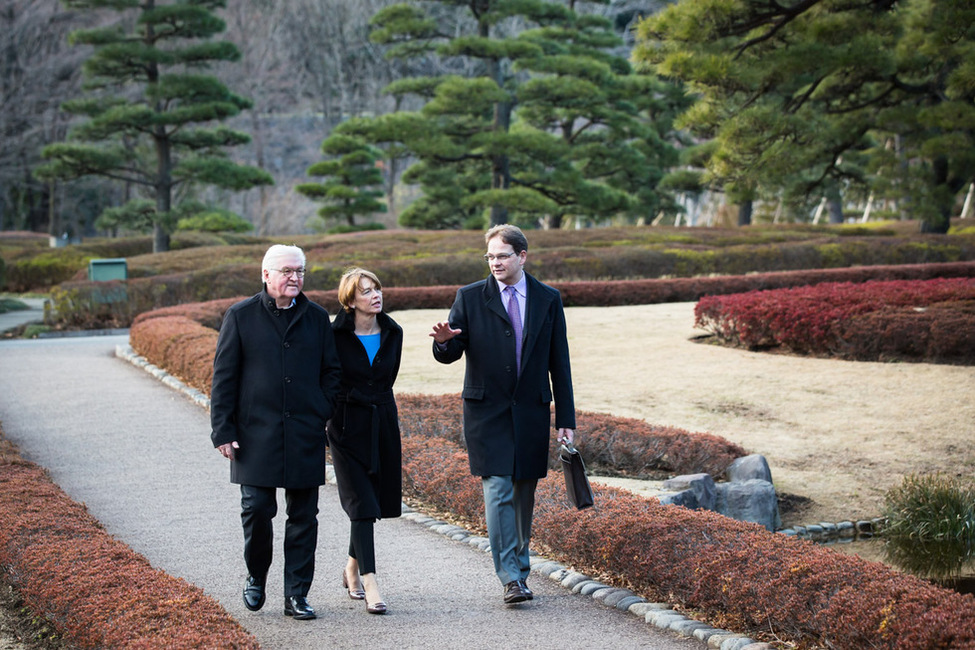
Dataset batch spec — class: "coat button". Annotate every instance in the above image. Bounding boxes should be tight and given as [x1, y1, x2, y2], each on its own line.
[285, 377, 292, 383]
[284, 411, 291, 418]
[284, 342, 290, 348]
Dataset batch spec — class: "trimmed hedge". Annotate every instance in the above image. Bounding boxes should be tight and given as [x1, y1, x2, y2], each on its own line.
[127, 315, 220, 396]
[397, 394, 746, 479]
[49, 260, 975, 330]
[0, 428, 259, 649]
[401, 433, 975, 649]
[695, 277, 975, 363]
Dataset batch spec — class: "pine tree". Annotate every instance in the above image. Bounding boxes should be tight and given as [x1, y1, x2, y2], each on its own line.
[353, 0, 685, 229]
[634, 0, 975, 232]
[35, 0, 272, 252]
[297, 134, 387, 232]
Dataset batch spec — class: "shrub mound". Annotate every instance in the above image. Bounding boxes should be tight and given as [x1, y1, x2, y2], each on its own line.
[397, 394, 746, 479]
[6, 223, 975, 295]
[128, 315, 220, 395]
[58, 260, 975, 331]
[695, 277, 975, 363]
[0, 429, 258, 649]
[401, 433, 975, 649]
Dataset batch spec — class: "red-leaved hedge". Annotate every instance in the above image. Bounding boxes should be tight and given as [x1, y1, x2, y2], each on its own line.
[397, 394, 746, 479]
[695, 277, 975, 363]
[0, 429, 259, 649]
[401, 433, 975, 649]
[128, 315, 220, 395]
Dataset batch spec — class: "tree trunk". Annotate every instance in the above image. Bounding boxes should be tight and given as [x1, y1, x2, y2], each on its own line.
[828, 198, 844, 224]
[153, 125, 172, 252]
[146, 4, 170, 253]
[486, 20, 510, 228]
[738, 199, 752, 226]
[961, 182, 974, 220]
[919, 155, 953, 234]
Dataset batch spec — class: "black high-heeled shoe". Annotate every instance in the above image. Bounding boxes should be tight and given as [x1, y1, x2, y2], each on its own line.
[343, 570, 365, 600]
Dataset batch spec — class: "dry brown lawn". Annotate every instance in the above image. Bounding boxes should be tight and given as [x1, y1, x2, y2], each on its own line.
[392, 302, 975, 527]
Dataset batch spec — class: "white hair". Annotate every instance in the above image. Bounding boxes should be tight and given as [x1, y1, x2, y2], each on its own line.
[261, 244, 306, 282]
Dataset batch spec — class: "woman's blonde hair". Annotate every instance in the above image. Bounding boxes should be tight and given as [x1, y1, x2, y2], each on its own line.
[337, 267, 382, 313]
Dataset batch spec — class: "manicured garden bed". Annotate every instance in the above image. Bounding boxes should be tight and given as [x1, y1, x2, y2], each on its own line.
[695, 277, 975, 363]
[401, 433, 975, 649]
[122, 296, 975, 648]
[0, 428, 259, 649]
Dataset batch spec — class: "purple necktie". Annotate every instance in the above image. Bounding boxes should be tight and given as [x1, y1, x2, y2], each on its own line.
[505, 285, 522, 374]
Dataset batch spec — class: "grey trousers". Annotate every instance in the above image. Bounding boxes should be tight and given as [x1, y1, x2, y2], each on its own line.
[481, 476, 538, 585]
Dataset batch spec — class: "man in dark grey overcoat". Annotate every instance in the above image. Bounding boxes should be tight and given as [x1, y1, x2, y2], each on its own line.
[211, 244, 342, 620]
[431, 224, 577, 605]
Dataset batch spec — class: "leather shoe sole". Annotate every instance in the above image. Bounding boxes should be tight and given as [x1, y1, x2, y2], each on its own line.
[503, 580, 528, 605]
[284, 596, 317, 620]
[243, 575, 266, 611]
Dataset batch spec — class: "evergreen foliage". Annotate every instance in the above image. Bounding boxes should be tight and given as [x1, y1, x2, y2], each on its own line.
[634, 0, 975, 233]
[335, 0, 687, 229]
[34, 0, 273, 252]
[297, 134, 387, 232]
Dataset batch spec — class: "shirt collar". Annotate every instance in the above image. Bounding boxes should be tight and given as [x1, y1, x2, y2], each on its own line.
[495, 274, 527, 298]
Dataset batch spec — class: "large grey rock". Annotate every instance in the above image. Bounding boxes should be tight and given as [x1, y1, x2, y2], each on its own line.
[658, 489, 700, 509]
[725, 454, 773, 483]
[716, 479, 780, 531]
[662, 473, 717, 510]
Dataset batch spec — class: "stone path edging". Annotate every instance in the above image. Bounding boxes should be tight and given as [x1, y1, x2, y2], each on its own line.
[115, 342, 776, 650]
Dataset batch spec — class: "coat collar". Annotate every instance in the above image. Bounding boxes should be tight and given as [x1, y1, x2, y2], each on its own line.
[260, 288, 308, 318]
[333, 308, 399, 335]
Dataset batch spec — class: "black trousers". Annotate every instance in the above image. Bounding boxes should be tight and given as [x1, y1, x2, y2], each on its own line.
[348, 518, 377, 575]
[240, 485, 319, 597]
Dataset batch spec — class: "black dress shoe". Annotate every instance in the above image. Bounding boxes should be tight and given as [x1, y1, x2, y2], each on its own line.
[242, 575, 265, 611]
[284, 595, 317, 620]
[503, 580, 528, 604]
[520, 579, 534, 600]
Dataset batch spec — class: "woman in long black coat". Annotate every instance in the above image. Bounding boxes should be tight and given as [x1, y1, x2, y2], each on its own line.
[328, 268, 402, 615]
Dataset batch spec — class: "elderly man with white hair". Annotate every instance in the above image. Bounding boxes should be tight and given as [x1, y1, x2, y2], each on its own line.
[210, 244, 342, 620]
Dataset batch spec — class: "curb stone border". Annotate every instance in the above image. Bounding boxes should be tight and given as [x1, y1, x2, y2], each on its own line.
[115, 343, 773, 650]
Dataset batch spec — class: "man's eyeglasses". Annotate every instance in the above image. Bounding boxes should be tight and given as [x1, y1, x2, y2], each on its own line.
[270, 267, 306, 278]
[483, 252, 516, 263]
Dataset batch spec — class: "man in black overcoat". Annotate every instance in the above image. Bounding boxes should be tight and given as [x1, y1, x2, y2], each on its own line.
[431, 224, 577, 605]
[211, 244, 342, 620]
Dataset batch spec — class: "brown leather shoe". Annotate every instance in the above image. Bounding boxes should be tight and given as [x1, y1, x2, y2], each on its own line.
[520, 579, 533, 600]
[503, 580, 528, 604]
